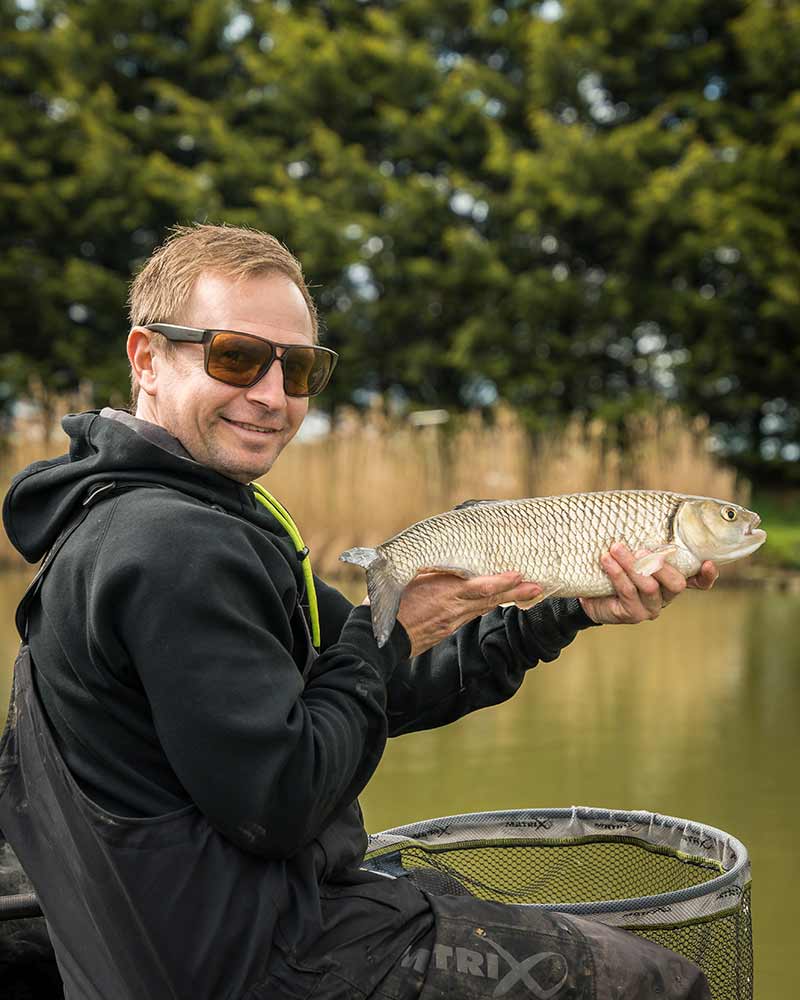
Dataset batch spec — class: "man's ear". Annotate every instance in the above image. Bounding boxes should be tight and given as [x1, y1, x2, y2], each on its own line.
[127, 327, 159, 399]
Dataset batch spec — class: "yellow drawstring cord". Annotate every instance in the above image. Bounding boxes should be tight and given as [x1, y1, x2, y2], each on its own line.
[251, 482, 321, 648]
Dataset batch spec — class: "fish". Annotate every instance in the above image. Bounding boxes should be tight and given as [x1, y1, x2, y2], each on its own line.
[340, 490, 766, 647]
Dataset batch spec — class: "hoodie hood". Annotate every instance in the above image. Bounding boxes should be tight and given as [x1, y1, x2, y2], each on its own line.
[3, 410, 257, 562]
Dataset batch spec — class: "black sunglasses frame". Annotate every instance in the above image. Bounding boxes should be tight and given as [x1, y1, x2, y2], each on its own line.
[144, 324, 338, 397]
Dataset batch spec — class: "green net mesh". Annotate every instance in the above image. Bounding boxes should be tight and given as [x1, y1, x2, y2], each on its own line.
[631, 890, 753, 1000]
[364, 808, 752, 1000]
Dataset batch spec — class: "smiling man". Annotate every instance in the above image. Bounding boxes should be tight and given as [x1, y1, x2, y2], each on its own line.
[1, 224, 713, 1000]
[130, 269, 319, 482]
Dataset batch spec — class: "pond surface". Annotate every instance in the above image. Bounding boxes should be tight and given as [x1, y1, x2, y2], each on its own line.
[0, 569, 796, 999]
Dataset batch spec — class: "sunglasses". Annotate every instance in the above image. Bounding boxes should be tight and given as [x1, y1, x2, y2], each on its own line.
[145, 324, 338, 397]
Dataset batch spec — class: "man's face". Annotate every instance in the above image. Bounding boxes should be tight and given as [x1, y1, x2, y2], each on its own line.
[140, 271, 313, 483]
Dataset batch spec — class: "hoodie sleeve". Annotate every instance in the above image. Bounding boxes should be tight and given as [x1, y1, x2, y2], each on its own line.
[384, 598, 599, 737]
[91, 497, 409, 859]
[312, 575, 361, 652]
[310, 573, 598, 736]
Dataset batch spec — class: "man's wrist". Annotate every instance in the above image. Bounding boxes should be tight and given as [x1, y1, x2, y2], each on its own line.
[524, 596, 600, 634]
[518, 596, 601, 663]
[340, 605, 412, 680]
[572, 597, 602, 628]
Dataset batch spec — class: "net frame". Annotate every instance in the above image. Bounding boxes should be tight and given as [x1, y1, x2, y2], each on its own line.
[363, 806, 751, 930]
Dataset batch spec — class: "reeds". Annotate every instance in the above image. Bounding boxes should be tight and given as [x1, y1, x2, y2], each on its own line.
[0, 400, 747, 577]
[261, 403, 747, 579]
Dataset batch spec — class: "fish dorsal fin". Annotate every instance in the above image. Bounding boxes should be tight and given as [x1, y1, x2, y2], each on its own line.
[453, 498, 505, 510]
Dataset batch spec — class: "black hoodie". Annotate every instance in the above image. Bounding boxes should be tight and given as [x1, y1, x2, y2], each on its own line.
[3, 409, 595, 858]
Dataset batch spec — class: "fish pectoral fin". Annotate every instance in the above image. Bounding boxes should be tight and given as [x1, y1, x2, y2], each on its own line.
[632, 545, 679, 576]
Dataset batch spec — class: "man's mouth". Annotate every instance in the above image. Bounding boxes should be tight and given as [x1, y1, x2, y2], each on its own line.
[222, 417, 282, 435]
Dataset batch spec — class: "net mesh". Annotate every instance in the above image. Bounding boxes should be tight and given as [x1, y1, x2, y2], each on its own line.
[396, 840, 721, 903]
[364, 809, 752, 1000]
[630, 890, 753, 1000]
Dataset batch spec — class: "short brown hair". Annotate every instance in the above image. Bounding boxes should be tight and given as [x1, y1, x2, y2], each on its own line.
[127, 223, 318, 407]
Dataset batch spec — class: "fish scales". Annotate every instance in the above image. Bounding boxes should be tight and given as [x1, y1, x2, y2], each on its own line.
[383, 491, 684, 597]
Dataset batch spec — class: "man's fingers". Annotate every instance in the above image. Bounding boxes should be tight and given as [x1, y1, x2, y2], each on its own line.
[687, 561, 719, 590]
[587, 545, 715, 627]
[601, 550, 641, 602]
[604, 545, 663, 621]
[615, 545, 663, 594]
[651, 562, 686, 592]
[405, 570, 542, 614]
[460, 571, 524, 600]
[650, 561, 687, 605]
[502, 581, 544, 605]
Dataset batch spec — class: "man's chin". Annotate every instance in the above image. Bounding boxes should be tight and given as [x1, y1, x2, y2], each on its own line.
[218, 426, 288, 478]
[201, 444, 283, 484]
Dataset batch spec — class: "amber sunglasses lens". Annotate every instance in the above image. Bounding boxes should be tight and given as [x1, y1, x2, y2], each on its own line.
[207, 332, 271, 387]
[282, 346, 334, 396]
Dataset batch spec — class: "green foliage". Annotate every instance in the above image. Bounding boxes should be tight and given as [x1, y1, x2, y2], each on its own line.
[0, 0, 797, 480]
[751, 491, 800, 571]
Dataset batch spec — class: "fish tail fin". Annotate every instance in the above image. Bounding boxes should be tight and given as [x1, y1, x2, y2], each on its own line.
[339, 547, 404, 648]
[339, 546, 379, 569]
[366, 559, 404, 649]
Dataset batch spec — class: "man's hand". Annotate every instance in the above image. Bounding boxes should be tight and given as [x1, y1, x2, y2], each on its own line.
[386, 572, 542, 657]
[579, 543, 719, 626]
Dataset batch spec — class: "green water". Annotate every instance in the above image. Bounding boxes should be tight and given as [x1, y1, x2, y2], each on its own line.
[0, 569, 796, 999]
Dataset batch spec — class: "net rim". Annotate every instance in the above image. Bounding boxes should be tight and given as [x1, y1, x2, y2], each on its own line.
[364, 805, 751, 924]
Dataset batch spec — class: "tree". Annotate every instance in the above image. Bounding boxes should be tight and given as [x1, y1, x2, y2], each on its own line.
[0, 0, 797, 481]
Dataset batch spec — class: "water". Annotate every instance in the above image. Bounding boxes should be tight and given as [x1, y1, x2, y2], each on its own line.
[0, 569, 796, 999]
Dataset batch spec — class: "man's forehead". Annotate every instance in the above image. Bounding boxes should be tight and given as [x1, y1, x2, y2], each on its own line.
[186, 270, 313, 338]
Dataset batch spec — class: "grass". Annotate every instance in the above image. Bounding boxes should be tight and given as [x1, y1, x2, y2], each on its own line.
[748, 492, 800, 572]
[1, 398, 789, 581]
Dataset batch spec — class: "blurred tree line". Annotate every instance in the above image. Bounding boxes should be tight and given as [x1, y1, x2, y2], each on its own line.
[0, 0, 798, 483]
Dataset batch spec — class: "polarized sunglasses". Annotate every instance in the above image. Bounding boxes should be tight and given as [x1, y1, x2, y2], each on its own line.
[145, 324, 338, 397]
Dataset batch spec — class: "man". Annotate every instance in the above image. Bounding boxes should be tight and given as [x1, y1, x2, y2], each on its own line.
[1, 224, 715, 999]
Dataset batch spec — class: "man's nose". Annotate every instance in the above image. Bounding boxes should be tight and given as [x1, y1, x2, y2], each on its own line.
[244, 356, 287, 408]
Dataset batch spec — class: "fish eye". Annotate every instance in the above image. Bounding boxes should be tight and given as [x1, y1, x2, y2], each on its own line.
[721, 507, 737, 521]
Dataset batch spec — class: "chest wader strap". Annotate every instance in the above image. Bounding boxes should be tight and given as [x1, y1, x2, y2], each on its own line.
[251, 481, 321, 648]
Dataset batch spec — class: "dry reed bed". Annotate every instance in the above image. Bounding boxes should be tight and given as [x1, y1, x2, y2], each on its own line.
[0, 403, 747, 579]
[265, 404, 746, 580]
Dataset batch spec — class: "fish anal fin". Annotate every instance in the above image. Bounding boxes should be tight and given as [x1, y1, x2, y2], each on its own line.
[632, 545, 678, 576]
[415, 565, 478, 579]
[501, 584, 562, 610]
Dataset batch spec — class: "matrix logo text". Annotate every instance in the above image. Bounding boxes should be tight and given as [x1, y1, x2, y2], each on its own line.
[414, 824, 452, 839]
[505, 819, 553, 831]
[402, 938, 569, 998]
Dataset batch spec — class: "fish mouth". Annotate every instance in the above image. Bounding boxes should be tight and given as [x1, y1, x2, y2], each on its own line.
[713, 530, 767, 565]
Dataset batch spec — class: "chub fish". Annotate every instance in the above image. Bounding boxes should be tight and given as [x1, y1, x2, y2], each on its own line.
[340, 490, 766, 647]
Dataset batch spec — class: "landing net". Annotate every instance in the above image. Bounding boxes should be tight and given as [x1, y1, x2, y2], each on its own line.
[363, 806, 752, 1000]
